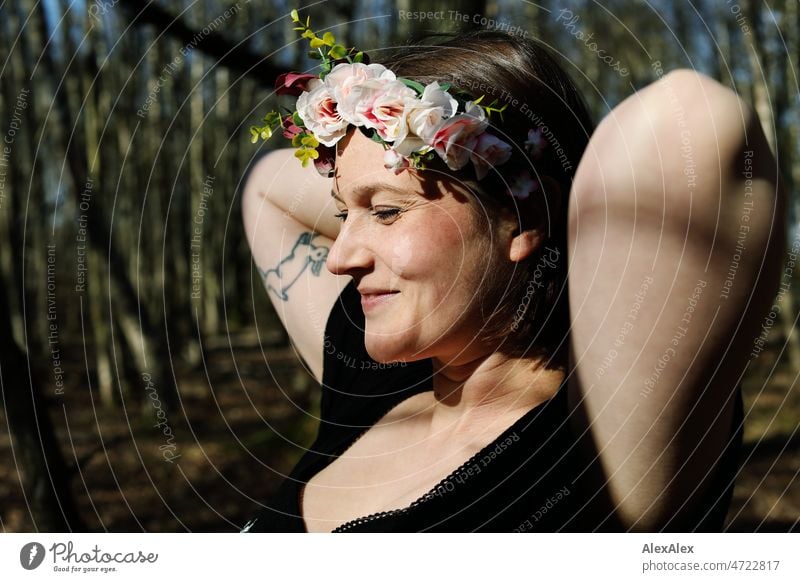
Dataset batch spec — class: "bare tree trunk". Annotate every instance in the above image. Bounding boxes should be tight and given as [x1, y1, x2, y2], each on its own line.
[89, 245, 114, 406]
[77, 10, 115, 406]
[0, 281, 86, 531]
[36, 1, 179, 414]
[0, 0, 84, 531]
[746, 0, 800, 370]
[116, 0, 280, 85]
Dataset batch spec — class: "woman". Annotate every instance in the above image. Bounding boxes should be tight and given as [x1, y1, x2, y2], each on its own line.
[241, 27, 785, 532]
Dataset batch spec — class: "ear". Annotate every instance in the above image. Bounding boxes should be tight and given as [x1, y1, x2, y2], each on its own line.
[509, 228, 542, 263]
[508, 176, 562, 262]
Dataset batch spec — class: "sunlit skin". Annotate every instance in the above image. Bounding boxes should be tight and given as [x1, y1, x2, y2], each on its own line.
[244, 68, 783, 532]
[326, 127, 567, 434]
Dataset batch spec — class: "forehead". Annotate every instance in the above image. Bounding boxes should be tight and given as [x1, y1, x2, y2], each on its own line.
[332, 129, 467, 203]
[332, 130, 416, 194]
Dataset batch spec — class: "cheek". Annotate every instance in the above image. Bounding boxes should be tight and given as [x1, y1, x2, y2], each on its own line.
[384, 218, 468, 284]
[406, 230, 487, 322]
[428, 215, 486, 284]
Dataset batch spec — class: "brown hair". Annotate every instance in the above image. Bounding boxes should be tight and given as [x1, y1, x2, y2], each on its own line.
[378, 29, 595, 366]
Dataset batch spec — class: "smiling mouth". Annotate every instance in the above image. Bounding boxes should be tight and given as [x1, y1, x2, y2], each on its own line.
[359, 291, 399, 311]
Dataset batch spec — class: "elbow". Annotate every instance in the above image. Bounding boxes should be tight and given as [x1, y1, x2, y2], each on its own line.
[244, 151, 278, 207]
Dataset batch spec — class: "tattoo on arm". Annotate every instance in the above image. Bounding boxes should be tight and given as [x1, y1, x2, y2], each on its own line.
[257, 232, 330, 301]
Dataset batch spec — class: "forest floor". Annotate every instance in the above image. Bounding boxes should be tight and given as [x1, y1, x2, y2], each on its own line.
[1, 330, 798, 532]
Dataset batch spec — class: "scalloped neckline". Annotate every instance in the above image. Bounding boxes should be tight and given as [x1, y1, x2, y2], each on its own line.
[299, 385, 559, 533]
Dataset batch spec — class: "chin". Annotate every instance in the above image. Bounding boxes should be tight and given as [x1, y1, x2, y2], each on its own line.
[363, 333, 405, 364]
[363, 328, 434, 365]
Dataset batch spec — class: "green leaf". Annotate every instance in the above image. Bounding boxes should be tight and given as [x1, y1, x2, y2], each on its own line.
[479, 100, 508, 120]
[328, 44, 347, 60]
[263, 111, 281, 127]
[301, 134, 319, 148]
[295, 147, 319, 167]
[354, 51, 364, 63]
[321, 31, 336, 46]
[399, 77, 425, 95]
[290, 9, 299, 22]
[409, 152, 426, 170]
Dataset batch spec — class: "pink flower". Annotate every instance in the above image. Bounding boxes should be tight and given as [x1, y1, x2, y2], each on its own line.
[335, 78, 415, 138]
[394, 82, 458, 157]
[367, 81, 418, 142]
[295, 78, 348, 146]
[383, 148, 410, 174]
[525, 128, 547, 159]
[509, 170, 539, 200]
[275, 72, 318, 96]
[281, 114, 303, 139]
[325, 62, 396, 124]
[314, 145, 336, 177]
[470, 132, 513, 180]
[429, 101, 488, 171]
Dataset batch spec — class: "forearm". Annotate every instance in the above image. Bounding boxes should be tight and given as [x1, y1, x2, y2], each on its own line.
[248, 148, 341, 239]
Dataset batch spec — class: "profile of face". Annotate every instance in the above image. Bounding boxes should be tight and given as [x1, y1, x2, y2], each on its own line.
[327, 128, 533, 366]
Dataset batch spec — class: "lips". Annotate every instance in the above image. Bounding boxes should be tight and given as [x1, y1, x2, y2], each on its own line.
[358, 288, 399, 312]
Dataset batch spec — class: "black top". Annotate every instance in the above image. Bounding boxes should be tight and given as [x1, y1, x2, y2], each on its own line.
[242, 279, 743, 532]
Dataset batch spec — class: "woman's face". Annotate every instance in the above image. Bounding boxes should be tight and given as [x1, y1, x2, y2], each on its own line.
[327, 128, 506, 365]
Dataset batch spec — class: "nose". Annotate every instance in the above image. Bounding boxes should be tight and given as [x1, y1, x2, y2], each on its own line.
[325, 217, 373, 276]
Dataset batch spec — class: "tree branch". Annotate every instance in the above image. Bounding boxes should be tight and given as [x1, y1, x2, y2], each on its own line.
[118, 0, 282, 87]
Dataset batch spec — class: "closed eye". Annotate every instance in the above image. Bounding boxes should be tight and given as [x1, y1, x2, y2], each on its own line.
[333, 208, 402, 223]
[372, 208, 402, 223]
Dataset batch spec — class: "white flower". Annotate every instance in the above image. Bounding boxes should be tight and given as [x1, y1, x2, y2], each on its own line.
[295, 78, 348, 146]
[394, 82, 459, 156]
[429, 101, 488, 171]
[326, 62, 396, 126]
[366, 80, 418, 141]
[383, 148, 410, 174]
[470, 132, 513, 180]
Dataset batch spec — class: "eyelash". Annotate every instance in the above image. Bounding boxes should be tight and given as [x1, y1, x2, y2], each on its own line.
[333, 208, 402, 223]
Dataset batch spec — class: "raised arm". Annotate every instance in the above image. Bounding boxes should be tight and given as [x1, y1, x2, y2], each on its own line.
[242, 148, 348, 382]
[566, 69, 786, 529]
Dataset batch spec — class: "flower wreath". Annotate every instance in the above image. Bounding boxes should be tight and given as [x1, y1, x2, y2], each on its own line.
[250, 10, 547, 199]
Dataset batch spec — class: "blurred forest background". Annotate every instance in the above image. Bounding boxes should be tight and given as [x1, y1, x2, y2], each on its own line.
[0, 0, 798, 532]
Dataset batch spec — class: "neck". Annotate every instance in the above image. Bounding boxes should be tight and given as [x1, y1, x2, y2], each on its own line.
[428, 348, 565, 435]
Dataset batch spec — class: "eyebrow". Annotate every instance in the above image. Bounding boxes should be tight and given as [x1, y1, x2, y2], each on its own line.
[330, 183, 409, 202]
